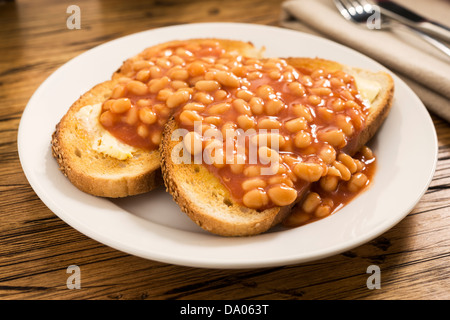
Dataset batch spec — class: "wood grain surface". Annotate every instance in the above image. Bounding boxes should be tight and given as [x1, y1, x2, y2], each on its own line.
[0, 0, 449, 300]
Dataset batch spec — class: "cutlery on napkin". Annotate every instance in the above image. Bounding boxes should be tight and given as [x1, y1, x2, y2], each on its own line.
[280, 0, 450, 122]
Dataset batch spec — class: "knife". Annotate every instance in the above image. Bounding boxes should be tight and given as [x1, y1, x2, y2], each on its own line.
[373, 0, 450, 43]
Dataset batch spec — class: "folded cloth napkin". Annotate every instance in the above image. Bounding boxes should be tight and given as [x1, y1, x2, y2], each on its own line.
[280, 0, 450, 122]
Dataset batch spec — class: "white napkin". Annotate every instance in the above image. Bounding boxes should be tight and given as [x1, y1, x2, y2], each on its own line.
[280, 0, 450, 122]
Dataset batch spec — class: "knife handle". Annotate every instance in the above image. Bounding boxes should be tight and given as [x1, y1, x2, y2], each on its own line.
[405, 25, 450, 59]
[417, 22, 450, 44]
[377, 1, 450, 43]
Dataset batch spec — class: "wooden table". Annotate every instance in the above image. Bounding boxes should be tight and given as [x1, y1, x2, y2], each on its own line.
[1, 0, 449, 300]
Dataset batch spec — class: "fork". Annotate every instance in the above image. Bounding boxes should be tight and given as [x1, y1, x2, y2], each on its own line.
[333, 0, 450, 58]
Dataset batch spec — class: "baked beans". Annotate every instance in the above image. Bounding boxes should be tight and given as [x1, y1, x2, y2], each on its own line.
[242, 178, 267, 191]
[293, 162, 324, 182]
[215, 70, 240, 88]
[183, 131, 203, 156]
[284, 148, 376, 228]
[249, 97, 264, 115]
[257, 118, 282, 130]
[267, 185, 297, 206]
[111, 85, 127, 99]
[98, 40, 374, 216]
[237, 114, 256, 130]
[139, 107, 157, 124]
[243, 188, 269, 209]
[301, 192, 321, 213]
[347, 172, 369, 192]
[110, 98, 131, 113]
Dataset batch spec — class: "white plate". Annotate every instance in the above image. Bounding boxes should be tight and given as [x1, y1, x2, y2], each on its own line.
[18, 23, 437, 269]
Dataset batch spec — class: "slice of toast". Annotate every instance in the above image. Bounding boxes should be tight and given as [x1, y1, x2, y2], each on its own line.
[51, 79, 162, 197]
[52, 39, 262, 198]
[161, 118, 295, 236]
[284, 57, 394, 155]
[160, 58, 394, 236]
